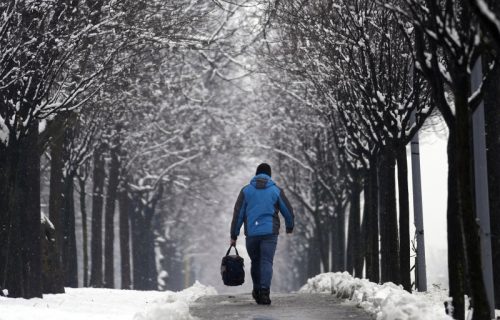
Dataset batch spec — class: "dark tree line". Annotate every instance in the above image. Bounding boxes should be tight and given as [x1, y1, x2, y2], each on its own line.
[0, 0, 251, 298]
[255, 0, 500, 319]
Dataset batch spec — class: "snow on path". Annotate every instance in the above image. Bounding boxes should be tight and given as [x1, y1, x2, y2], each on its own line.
[300, 272, 453, 320]
[0, 281, 216, 320]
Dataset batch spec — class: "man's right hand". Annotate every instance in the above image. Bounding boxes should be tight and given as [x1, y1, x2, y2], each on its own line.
[230, 239, 236, 246]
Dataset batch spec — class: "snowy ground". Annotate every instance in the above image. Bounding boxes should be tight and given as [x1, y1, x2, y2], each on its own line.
[0, 282, 216, 320]
[300, 272, 453, 320]
[300, 272, 500, 320]
[1, 275, 498, 320]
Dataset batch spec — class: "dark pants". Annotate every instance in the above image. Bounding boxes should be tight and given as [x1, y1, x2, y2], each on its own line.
[245, 234, 278, 290]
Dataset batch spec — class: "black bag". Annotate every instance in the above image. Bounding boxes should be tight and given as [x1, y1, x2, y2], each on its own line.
[221, 245, 245, 286]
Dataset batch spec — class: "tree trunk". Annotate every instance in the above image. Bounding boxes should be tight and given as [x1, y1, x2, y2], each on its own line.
[62, 175, 78, 287]
[319, 211, 330, 272]
[0, 143, 7, 294]
[130, 194, 141, 289]
[378, 150, 400, 285]
[118, 186, 131, 289]
[346, 205, 354, 274]
[331, 204, 346, 272]
[144, 205, 158, 290]
[312, 182, 329, 272]
[484, 52, 500, 309]
[446, 128, 466, 320]
[78, 176, 89, 287]
[353, 190, 364, 278]
[307, 233, 322, 278]
[18, 124, 43, 297]
[313, 212, 329, 273]
[41, 211, 65, 294]
[396, 145, 411, 292]
[454, 77, 490, 320]
[0, 123, 43, 298]
[3, 144, 23, 298]
[364, 163, 380, 283]
[104, 138, 121, 288]
[361, 177, 369, 279]
[130, 194, 158, 290]
[162, 239, 184, 291]
[90, 145, 106, 287]
[48, 117, 66, 290]
[347, 180, 362, 277]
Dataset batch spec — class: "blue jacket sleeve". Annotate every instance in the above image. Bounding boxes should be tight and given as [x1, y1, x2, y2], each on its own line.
[278, 188, 294, 232]
[230, 188, 246, 240]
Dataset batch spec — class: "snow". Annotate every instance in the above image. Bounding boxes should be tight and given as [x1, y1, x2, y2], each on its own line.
[476, 0, 500, 36]
[0, 282, 216, 320]
[40, 211, 54, 230]
[38, 119, 47, 134]
[134, 281, 217, 320]
[376, 91, 386, 103]
[0, 114, 8, 145]
[300, 272, 453, 320]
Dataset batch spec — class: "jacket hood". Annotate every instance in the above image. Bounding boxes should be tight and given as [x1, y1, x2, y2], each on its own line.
[250, 173, 275, 189]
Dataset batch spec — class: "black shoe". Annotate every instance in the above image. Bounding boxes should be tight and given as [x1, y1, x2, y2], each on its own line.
[258, 288, 271, 305]
[252, 289, 260, 303]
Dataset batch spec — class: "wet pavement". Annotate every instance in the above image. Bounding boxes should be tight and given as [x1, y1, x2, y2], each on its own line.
[190, 293, 372, 320]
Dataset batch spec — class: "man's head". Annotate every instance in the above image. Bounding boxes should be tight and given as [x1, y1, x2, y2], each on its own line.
[256, 163, 272, 177]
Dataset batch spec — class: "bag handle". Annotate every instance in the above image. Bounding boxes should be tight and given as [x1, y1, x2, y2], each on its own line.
[226, 245, 240, 256]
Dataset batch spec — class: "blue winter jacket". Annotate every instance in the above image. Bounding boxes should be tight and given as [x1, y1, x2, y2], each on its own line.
[230, 174, 294, 240]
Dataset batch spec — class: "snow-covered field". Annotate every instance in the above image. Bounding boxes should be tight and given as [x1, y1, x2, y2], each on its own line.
[0, 281, 216, 320]
[300, 272, 453, 320]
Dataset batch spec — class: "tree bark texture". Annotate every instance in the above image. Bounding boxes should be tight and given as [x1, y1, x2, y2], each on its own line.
[62, 175, 78, 287]
[312, 212, 329, 273]
[18, 125, 43, 297]
[454, 77, 490, 320]
[79, 176, 89, 287]
[447, 123, 466, 320]
[331, 204, 346, 272]
[396, 145, 412, 292]
[130, 194, 158, 290]
[311, 181, 329, 273]
[307, 232, 322, 278]
[162, 240, 184, 291]
[118, 187, 131, 289]
[41, 212, 65, 294]
[90, 145, 106, 287]
[347, 181, 362, 277]
[104, 138, 121, 288]
[484, 52, 500, 309]
[47, 117, 66, 290]
[378, 151, 400, 285]
[0, 124, 44, 298]
[364, 163, 380, 283]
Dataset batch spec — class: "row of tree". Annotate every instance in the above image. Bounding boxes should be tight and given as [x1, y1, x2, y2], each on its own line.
[0, 0, 256, 298]
[252, 1, 500, 319]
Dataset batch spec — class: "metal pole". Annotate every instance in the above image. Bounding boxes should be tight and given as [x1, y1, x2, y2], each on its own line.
[471, 57, 495, 319]
[410, 128, 427, 292]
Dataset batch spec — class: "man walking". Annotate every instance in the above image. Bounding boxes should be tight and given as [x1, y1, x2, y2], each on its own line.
[230, 163, 294, 305]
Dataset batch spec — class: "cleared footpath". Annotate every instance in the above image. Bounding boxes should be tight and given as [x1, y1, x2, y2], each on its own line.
[189, 293, 372, 320]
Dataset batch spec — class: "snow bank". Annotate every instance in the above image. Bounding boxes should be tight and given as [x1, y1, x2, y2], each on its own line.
[134, 281, 217, 320]
[300, 272, 452, 320]
[0, 282, 215, 320]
